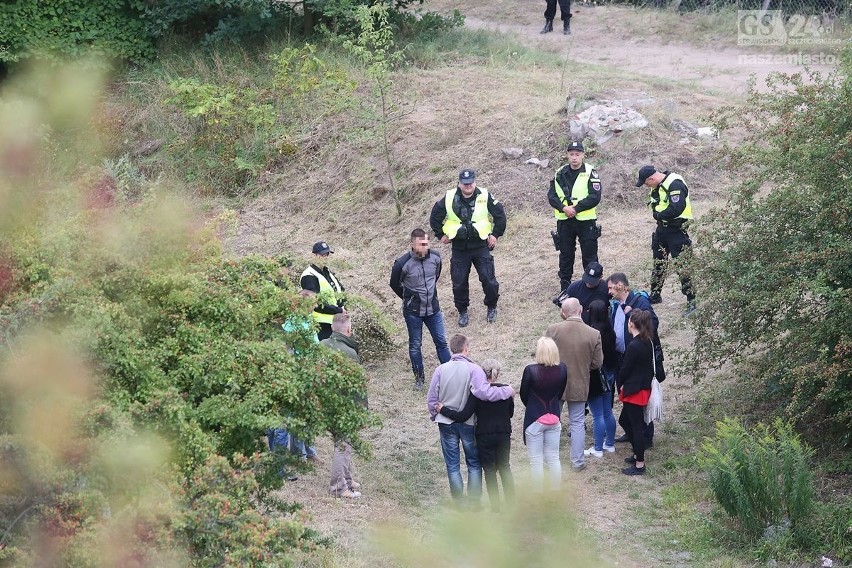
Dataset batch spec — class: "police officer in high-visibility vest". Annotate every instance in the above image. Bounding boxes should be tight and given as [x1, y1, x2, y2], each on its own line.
[547, 141, 602, 292]
[636, 165, 697, 316]
[429, 168, 506, 327]
[300, 241, 346, 340]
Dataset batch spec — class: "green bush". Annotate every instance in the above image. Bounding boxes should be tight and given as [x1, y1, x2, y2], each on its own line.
[686, 49, 852, 441]
[700, 419, 815, 538]
[0, 64, 372, 565]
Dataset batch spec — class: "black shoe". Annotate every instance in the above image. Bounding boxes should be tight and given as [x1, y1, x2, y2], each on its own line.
[649, 294, 662, 305]
[413, 380, 424, 391]
[486, 306, 497, 323]
[624, 456, 636, 464]
[615, 433, 629, 443]
[458, 311, 469, 327]
[540, 19, 553, 34]
[622, 465, 646, 476]
[563, 22, 571, 35]
[684, 300, 697, 317]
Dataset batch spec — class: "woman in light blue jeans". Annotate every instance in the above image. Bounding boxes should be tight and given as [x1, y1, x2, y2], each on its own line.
[584, 300, 618, 457]
[520, 337, 569, 492]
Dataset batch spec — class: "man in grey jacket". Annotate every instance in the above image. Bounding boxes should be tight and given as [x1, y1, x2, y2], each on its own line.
[390, 228, 452, 391]
[426, 334, 514, 509]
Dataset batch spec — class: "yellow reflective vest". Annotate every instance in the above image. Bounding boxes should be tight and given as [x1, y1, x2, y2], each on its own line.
[553, 163, 597, 221]
[442, 188, 493, 240]
[652, 173, 693, 221]
[300, 265, 343, 325]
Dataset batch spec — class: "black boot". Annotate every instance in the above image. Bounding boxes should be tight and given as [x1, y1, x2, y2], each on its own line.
[563, 21, 571, 35]
[413, 368, 425, 391]
[540, 19, 553, 34]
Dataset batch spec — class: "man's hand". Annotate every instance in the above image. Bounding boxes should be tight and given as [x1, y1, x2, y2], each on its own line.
[436, 402, 443, 412]
[563, 205, 576, 218]
[486, 235, 497, 250]
[440, 235, 450, 244]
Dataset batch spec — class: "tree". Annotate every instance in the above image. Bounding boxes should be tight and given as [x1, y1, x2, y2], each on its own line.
[684, 49, 852, 442]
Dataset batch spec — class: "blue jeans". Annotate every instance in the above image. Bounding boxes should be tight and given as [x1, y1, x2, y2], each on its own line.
[438, 422, 482, 503]
[403, 311, 451, 375]
[267, 428, 316, 459]
[587, 392, 616, 451]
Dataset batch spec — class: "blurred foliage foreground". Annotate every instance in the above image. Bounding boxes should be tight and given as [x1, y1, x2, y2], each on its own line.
[0, 66, 376, 566]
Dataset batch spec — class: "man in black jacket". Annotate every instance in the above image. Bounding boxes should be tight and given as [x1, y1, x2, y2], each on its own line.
[390, 229, 452, 391]
[548, 141, 602, 291]
[430, 169, 506, 327]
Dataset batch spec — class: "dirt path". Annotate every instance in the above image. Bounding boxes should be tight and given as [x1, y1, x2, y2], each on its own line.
[449, 2, 836, 95]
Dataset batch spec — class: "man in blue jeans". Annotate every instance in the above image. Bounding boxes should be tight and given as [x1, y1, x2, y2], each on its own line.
[427, 334, 514, 509]
[390, 228, 452, 391]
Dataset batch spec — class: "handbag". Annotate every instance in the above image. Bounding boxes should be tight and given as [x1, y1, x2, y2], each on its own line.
[644, 350, 665, 424]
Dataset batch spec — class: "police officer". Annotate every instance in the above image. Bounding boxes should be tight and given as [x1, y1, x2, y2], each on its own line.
[636, 165, 696, 316]
[547, 140, 602, 292]
[430, 168, 506, 327]
[300, 241, 345, 340]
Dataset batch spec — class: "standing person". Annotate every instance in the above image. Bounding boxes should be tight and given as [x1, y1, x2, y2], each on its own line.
[436, 359, 515, 513]
[520, 337, 568, 492]
[545, 298, 603, 472]
[540, 0, 572, 35]
[548, 141, 602, 291]
[583, 300, 618, 458]
[554, 261, 609, 322]
[607, 272, 661, 447]
[426, 334, 514, 509]
[300, 241, 345, 341]
[390, 228, 452, 391]
[430, 168, 506, 327]
[320, 313, 364, 498]
[636, 165, 697, 316]
[617, 310, 656, 476]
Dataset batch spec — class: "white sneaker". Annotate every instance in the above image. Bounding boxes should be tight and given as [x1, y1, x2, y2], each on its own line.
[602, 443, 616, 453]
[583, 446, 603, 458]
[338, 489, 361, 499]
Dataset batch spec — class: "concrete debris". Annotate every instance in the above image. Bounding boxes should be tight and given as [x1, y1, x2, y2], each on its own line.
[569, 101, 649, 145]
[672, 119, 718, 139]
[501, 147, 524, 159]
[696, 126, 718, 139]
[525, 158, 549, 168]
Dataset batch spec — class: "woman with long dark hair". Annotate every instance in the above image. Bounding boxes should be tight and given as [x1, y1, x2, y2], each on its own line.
[584, 300, 618, 458]
[617, 309, 655, 475]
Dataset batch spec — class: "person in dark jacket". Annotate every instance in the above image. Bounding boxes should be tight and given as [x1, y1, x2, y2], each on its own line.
[554, 261, 609, 322]
[520, 337, 568, 492]
[429, 168, 506, 326]
[607, 272, 663, 446]
[616, 310, 655, 476]
[390, 228, 451, 391]
[437, 358, 514, 513]
[584, 300, 618, 458]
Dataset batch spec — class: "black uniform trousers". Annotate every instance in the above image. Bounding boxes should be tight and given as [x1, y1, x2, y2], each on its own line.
[618, 402, 648, 462]
[557, 218, 598, 290]
[451, 245, 500, 311]
[651, 225, 695, 301]
[476, 432, 514, 512]
[544, 0, 571, 22]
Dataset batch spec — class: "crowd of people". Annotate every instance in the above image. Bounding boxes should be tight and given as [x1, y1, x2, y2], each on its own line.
[279, 150, 691, 504]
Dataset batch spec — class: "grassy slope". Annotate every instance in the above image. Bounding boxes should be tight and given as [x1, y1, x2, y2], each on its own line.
[107, 3, 847, 566]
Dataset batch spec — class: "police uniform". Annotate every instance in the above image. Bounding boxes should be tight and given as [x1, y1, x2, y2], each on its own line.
[300, 245, 345, 340]
[547, 158, 602, 291]
[429, 173, 506, 318]
[646, 171, 695, 304]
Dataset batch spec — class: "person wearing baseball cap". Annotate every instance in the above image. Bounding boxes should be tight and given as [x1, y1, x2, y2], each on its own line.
[547, 140, 603, 292]
[300, 241, 346, 340]
[552, 261, 610, 322]
[429, 168, 507, 326]
[635, 165, 696, 316]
